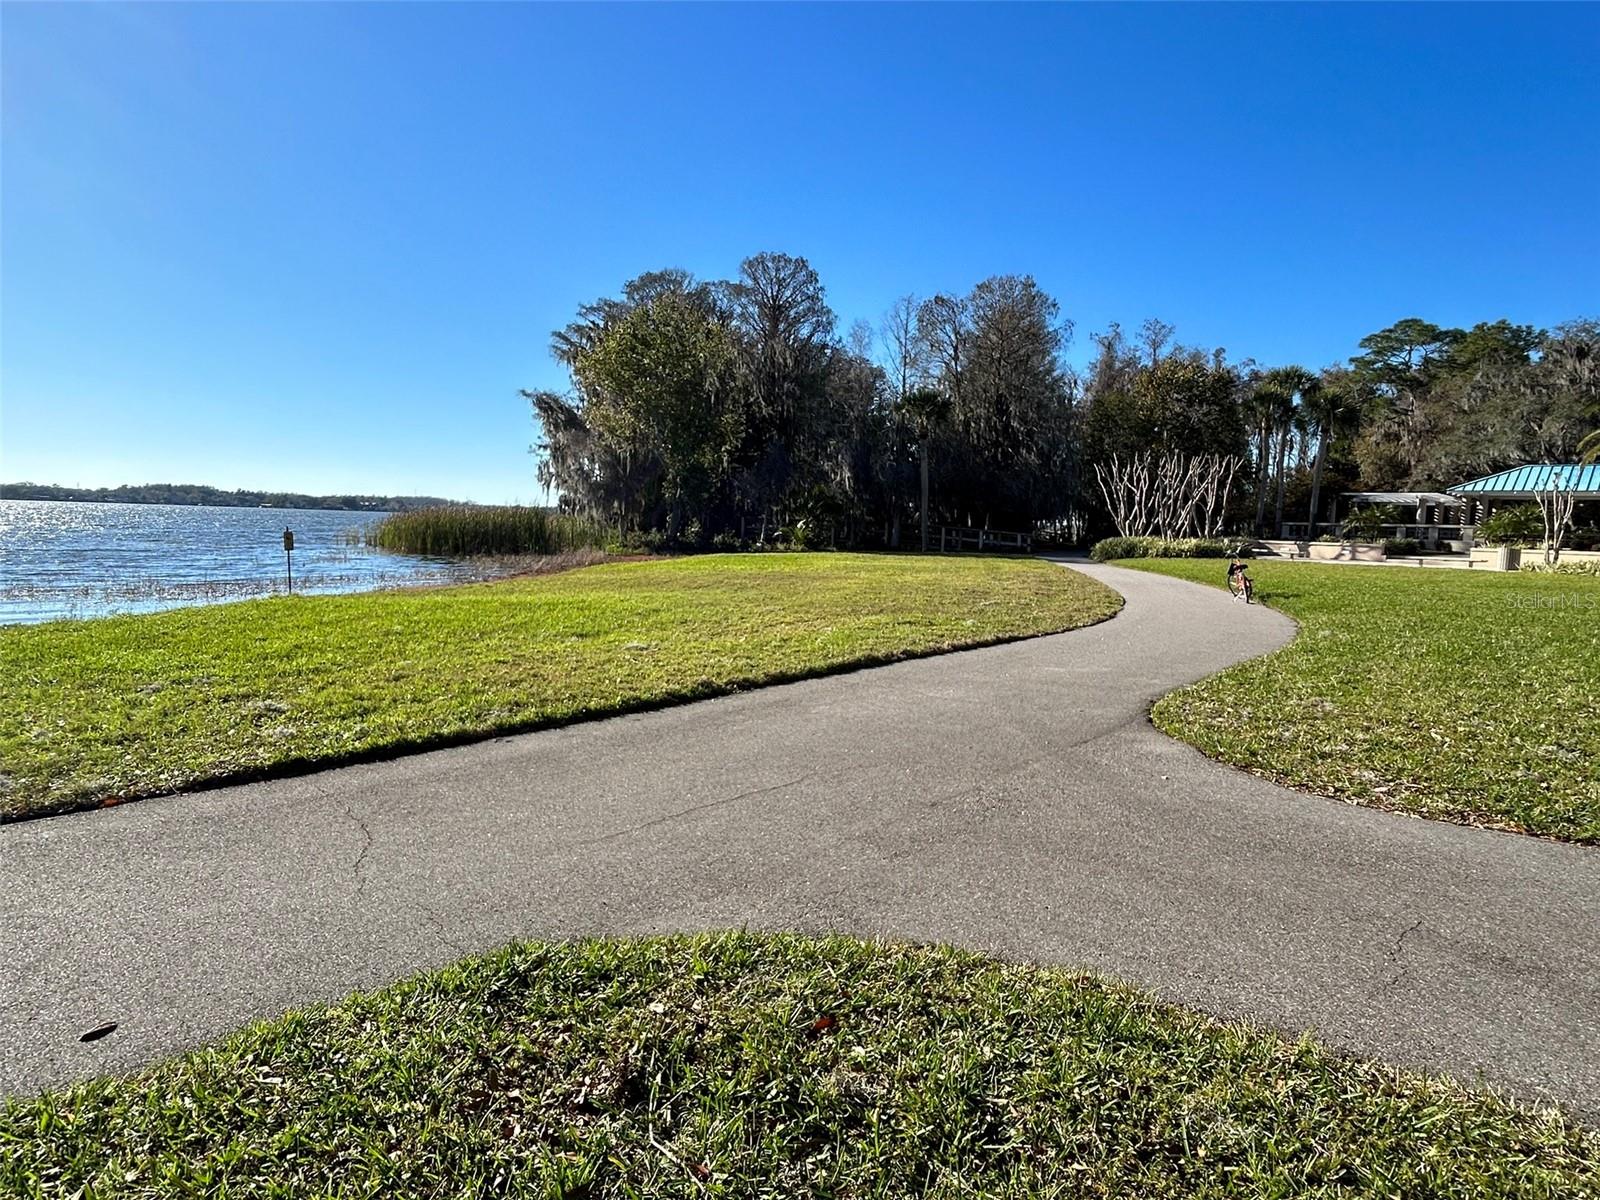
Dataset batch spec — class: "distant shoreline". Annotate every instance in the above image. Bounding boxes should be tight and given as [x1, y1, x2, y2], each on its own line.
[2, 483, 466, 513]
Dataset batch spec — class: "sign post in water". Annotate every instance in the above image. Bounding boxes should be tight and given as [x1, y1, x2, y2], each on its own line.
[283, 528, 295, 594]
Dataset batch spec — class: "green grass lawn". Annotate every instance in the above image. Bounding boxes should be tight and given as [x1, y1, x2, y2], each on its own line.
[0, 553, 1118, 822]
[1119, 558, 1600, 843]
[4, 933, 1593, 1198]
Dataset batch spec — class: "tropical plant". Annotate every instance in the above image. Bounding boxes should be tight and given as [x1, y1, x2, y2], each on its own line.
[1341, 504, 1395, 543]
[1476, 504, 1544, 548]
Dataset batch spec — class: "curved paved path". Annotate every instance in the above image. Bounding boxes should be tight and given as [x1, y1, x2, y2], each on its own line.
[3, 562, 1597, 1115]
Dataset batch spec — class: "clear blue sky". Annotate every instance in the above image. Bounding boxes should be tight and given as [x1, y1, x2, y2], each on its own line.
[3, 3, 1596, 503]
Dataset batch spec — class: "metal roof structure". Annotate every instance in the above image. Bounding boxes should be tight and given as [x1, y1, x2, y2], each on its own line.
[1451, 464, 1600, 496]
[1341, 491, 1460, 506]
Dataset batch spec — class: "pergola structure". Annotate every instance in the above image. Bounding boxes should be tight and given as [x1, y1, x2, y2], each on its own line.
[1284, 491, 1468, 547]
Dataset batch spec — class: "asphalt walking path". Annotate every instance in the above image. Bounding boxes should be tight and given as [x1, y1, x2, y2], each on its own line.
[3, 562, 1597, 1115]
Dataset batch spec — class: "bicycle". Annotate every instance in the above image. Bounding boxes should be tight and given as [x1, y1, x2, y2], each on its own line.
[1226, 556, 1254, 604]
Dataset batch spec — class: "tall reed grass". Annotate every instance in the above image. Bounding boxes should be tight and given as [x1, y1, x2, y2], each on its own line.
[370, 506, 610, 557]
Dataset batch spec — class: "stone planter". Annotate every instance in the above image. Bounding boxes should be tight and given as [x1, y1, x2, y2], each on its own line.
[1468, 545, 1521, 571]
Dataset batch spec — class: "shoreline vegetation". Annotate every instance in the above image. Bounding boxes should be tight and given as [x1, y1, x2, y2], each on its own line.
[0, 553, 1118, 822]
[5, 932, 1594, 1196]
[369, 505, 610, 556]
[1, 482, 465, 512]
[1117, 557, 1600, 844]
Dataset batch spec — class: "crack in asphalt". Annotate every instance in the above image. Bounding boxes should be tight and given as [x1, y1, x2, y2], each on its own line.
[1378, 914, 1426, 994]
[422, 908, 469, 957]
[343, 803, 376, 899]
[585, 774, 815, 846]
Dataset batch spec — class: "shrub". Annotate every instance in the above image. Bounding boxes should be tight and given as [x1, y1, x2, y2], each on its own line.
[1315, 533, 1343, 543]
[1519, 559, 1600, 576]
[782, 519, 814, 551]
[626, 529, 671, 554]
[1090, 536, 1231, 562]
[1567, 526, 1600, 552]
[1089, 536, 1144, 562]
[370, 506, 610, 557]
[1382, 537, 1422, 557]
[1476, 504, 1544, 548]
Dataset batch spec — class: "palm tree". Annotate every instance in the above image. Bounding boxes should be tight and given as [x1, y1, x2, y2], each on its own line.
[1264, 366, 1315, 536]
[1302, 368, 1361, 534]
[899, 386, 952, 551]
[1245, 377, 1284, 536]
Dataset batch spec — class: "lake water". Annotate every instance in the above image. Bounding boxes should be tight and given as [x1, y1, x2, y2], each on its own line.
[0, 500, 481, 624]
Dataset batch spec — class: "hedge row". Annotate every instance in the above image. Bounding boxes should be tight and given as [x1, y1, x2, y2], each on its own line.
[1089, 536, 1234, 562]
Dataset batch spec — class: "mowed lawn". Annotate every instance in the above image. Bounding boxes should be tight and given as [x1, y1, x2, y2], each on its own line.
[5, 933, 1594, 1199]
[0, 553, 1118, 821]
[1120, 558, 1600, 843]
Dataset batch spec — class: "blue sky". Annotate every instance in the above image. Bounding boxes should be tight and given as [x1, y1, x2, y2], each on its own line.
[3, 3, 1596, 503]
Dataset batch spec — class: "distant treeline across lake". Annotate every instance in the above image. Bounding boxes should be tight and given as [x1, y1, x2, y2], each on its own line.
[1, 482, 465, 512]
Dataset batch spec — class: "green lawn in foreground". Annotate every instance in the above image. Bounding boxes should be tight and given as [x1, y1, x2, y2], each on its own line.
[1120, 558, 1600, 843]
[0, 553, 1118, 821]
[4, 933, 1593, 1198]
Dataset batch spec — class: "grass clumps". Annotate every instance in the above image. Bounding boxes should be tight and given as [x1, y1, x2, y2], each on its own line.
[370, 504, 610, 556]
[1090, 536, 1231, 562]
[4, 932, 1594, 1197]
[0, 553, 1118, 821]
[1120, 557, 1600, 842]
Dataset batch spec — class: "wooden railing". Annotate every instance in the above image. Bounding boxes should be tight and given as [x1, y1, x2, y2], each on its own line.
[935, 526, 1032, 553]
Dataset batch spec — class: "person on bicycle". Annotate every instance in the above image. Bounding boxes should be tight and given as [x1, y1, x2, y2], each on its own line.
[1226, 555, 1254, 603]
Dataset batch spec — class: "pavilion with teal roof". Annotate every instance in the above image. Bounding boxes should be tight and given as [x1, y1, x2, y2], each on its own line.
[1451, 463, 1600, 501]
[1450, 463, 1600, 545]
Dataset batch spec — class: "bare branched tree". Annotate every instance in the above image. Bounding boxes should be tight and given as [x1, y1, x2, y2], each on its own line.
[1536, 471, 1578, 565]
[879, 294, 927, 403]
[1139, 317, 1177, 366]
[1094, 451, 1243, 539]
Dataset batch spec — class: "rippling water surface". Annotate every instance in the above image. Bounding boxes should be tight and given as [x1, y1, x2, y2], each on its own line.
[0, 500, 477, 624]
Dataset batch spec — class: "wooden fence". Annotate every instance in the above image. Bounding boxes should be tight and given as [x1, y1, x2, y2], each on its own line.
[935, 526, 1032, 553]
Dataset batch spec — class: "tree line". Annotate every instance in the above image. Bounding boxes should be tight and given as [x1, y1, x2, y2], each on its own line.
[527, 252, 1598, 547]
